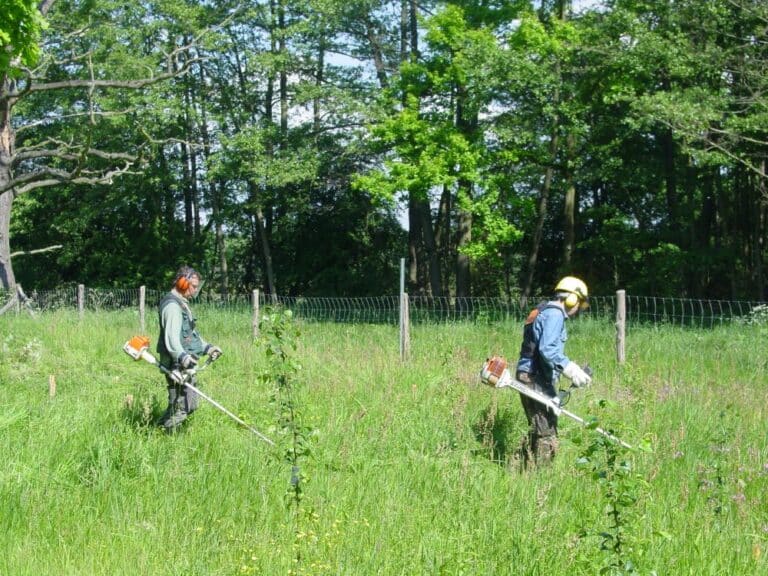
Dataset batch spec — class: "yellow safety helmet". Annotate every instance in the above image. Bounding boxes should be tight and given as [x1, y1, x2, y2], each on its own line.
[554, 276, 589, 310]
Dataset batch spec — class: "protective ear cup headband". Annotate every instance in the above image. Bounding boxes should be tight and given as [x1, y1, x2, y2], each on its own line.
[564, 292, 580, 309]
[175, 268, 197, 292]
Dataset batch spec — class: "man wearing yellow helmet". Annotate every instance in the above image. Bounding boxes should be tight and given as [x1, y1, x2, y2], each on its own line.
[514, 276, 592, 467]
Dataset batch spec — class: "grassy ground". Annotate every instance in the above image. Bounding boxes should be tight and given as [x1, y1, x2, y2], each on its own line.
[1, 309, 766, 575]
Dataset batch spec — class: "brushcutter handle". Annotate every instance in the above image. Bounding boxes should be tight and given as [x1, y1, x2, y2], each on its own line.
[179, 353, 219, 378]
[205, 344, 223, 361]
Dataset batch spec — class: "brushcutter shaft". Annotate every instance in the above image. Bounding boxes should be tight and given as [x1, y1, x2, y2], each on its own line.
[556, 406, 632, 449]
[154, 360, 275, 447]
[493, 370, 632, 449]
[178, 377, 276, 446]
[122, 337, 275, 446]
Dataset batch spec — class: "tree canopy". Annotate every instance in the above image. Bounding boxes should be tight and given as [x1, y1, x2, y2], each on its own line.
[4, 0, 767, 299]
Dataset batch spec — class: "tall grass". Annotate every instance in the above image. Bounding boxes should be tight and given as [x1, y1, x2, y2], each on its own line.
[1, 310, 766, 575]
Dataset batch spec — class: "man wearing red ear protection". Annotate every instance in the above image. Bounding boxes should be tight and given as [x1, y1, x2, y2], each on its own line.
[514, 276, 591, 467]
[156, 265, 223, 431]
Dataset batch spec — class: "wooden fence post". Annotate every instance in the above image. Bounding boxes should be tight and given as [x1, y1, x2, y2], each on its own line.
[139, 285, 146, 333]
[252, 289, 260, 338]
[616, 289, 626, 365]
[78, 284, 85, 319]
[400, 292, 410, 361]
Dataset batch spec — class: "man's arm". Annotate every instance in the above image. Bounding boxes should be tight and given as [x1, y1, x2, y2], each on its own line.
[161, 301, 186, 362]
[536, 310, 570, 372]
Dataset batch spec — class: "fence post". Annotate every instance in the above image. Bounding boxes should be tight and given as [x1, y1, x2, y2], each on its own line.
[78, 284, 85, 319]
[139, 285, 146, 333]
[399, 258, 410, 361]
[252, 289, 260, 339]
[400, 292, 410, 361]
[616, 289, 626, 365]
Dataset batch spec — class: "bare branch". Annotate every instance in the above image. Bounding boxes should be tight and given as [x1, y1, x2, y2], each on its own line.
[5, 161, 140, 196]
[38, 0, 57, 16]
[10, 244, 63, 258]
[27, 69, 194, 93]
[15, 109, 135, 134]
[0, 296, 19, 316]
[702, 138, 768, 180]
[14, 147, 137, 164]
[138, 128, 205, 150]
[708, 126, 768, 148]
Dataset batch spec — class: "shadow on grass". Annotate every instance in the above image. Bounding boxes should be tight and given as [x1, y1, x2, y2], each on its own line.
[120, 389, 166, 431]
[471, 401, 524, 468]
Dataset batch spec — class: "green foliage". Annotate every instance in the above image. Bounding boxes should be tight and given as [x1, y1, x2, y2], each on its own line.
[697, 407, 736, 523]
[574, 405, 650, 575]
[462, 189, 524, 262]
[258, 309, 319, 572]
[354, 104, 481, 201]
[7, 0, 768, 300]
[0, 0, 48, 72]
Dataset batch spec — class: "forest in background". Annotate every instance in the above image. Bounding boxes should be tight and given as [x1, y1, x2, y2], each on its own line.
[1, 0, 767, 300]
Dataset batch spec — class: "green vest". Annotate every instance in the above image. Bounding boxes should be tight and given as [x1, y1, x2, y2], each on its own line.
[157, 292, 205, 364]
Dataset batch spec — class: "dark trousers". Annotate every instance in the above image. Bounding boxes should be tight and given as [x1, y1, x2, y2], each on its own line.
[159, 374, 200, 431]
[516, 371, 559, 466]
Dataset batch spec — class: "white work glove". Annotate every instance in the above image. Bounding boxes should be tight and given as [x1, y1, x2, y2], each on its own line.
[179, 352, 198, 369]
[562, 361, 592, 388]
[205, 344, 223, 361]
[168, 369, 184, 384]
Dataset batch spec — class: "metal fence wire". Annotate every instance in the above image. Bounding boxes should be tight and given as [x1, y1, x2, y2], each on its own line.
[1, 288, 766, 328]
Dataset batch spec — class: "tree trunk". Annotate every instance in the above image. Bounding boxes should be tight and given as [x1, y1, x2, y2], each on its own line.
[0, 191, 15, 291]
[435, 185, 451, 290]
[454, 88, 477, 298]
[404, 0, 429, 294]
[757, 159, 766, 298]
[418, 198, 442, 297]
[213, 182, 229, 299]
[661, 128, 679, 241]
[523, 10, 564, 304]
[266, 0, 276, 125]
[522, 131, 559, 306]
[314, 44, 324, 131]
[181, 141, 195, 238]
[400, 0, 408, 62]
[455, 183, 472, 298]
[562, 134, 576, 269]
[279, 0, 288, 136]
[249, 182, 276, 296]
[408, 195, 421, 293]
[364, 16, 389, 89]
[0, 75, 17, 290]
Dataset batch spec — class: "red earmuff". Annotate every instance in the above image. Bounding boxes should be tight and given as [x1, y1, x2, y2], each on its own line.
[175, 268, 196, 292]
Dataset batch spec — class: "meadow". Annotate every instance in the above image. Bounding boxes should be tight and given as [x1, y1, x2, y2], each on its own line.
[1, 308, 767, 575]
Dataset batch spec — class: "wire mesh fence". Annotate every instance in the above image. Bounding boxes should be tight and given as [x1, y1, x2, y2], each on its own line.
[1, 287, 766, 328]
[621, 295, 767, 327]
